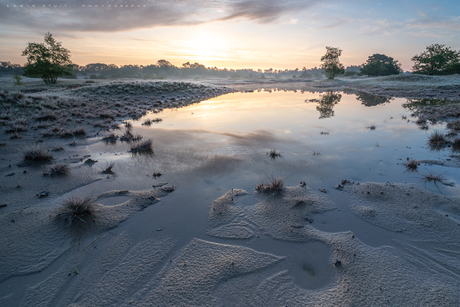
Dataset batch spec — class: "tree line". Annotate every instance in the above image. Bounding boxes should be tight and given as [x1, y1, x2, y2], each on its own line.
[4, 32, 460, 84]
[321, 44, 460, 79]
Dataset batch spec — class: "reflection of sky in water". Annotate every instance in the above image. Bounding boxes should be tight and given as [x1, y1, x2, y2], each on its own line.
[128, 89, 460, 196]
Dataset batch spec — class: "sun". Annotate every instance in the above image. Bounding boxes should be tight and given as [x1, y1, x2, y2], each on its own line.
[185, 29, 230, 62]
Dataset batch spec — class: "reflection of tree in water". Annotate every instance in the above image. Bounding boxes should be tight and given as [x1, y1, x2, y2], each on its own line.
[402, 98, 460, 128]
[355, 92, 393, 107]
[402, 98, 456, 112]
[306, 90, 342, 119]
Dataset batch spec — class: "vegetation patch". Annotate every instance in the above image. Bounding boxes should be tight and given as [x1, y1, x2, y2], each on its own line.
[23, 145, 53, 161]
[129, 139, 153, 155]
[255, 176, 285, 193]
[43, 163, 70, 176]
[54, 195, 97, 227]
[267, 149, 281, 160]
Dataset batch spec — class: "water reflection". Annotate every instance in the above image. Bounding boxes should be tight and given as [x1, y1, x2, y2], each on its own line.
[355, 92, 393, 107]
[402, 98, 460, 111]
[306, 90, 342, 119]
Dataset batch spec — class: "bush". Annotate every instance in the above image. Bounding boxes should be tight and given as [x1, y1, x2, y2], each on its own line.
[54, 196, 97, 227]
[23, 146, 53, 161]
[360, 54, 402, 76]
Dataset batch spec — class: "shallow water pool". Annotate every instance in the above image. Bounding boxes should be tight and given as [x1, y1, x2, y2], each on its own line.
[123, 87, 459, 196]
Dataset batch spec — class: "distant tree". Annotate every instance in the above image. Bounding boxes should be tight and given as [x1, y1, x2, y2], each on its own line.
[21, 32, 73, 84]
[360, 54, 402, 76]
[300, 67, 310, 78]
[0, 61, 23, 75]
[320, 47, 345, 79]
[343, 71, 358, 77]
[345, 65, 361, 73]
[411, 44, 460, 75]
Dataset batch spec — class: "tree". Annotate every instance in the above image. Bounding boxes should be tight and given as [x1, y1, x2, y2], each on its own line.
[360, 54, 402, 76]
[320, 46, 345, 79]
[411, 44, 460, 75]
[21, 32, 73, 84]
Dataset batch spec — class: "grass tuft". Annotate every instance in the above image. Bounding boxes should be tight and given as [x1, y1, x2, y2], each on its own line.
[35, 110, 57, 121]
[255, 176, 285, 193]
[101, 162, 115, 174]
[120, 128, 143, 142]
[23, 145, 53, 161]
[366, 124, 376, 130]
[142, 119, 152, 126]
[129, 139, 153, 154]
[404, 159, 419, 172]
[102, 132, 118, 143]
[267, 149, 281, 160]
[428, 130, 446, 146]
[452, 138, 460, 153]
[44, 163, 70, 176]
[54, 195, 97, 227]
[447, 120, 460, 131]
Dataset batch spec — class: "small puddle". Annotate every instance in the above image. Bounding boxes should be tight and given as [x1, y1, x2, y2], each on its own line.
[98, 196, 130, 206]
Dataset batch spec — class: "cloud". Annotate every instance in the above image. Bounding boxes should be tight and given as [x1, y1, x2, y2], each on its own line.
[0, 0, 321, 32]
[317, 18, 350, 29]
[407, 15, 460, 31]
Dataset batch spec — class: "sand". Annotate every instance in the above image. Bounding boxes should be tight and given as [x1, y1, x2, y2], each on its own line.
[1, 75, 460, 306]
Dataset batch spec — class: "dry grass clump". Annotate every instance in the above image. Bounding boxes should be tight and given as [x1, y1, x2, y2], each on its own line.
[55, 127, 86, 138]
[102, 132, 118, 142]
[54, 195, 97, 227]
[451, 138, 460, 153]
[427, 130, 449, 151]
[5, 124, 28, 133]
[428, 130, 447, 145]
[404, 159, 419, 172]
[255, 176, 285, 193]
[43, 163, 70, 176]
[446, 119, 460, 131]
[73, 127, 87, 136]
[35, 110, 57, 121]
[98, 110, 115, 119]
[453, 138, 460, 148]
[23, 146, 54, 161]
[120, 128, 143, 142]
[129, 139, 153, 154]
[101, 162, 115, 174]
[267, 149, 281, 160]
[57, 129, 74, 138]
[142, 119, 152, 126]
[366, 124, 376, 130]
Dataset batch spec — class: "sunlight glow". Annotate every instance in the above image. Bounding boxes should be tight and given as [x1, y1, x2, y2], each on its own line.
[185, 30, 230, 62]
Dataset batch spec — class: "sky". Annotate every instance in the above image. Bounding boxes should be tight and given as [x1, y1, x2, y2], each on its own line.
[0, 0, 459, 71]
